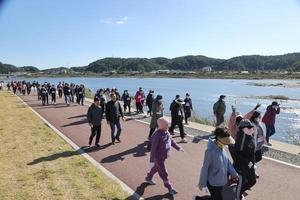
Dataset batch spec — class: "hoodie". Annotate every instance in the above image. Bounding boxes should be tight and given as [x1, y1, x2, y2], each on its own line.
[198, 138, 238, 187]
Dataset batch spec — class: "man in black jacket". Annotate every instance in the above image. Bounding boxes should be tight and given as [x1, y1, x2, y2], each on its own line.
[63, 83, 71, 106]
[106, 93, 125, 145]
[213, 95, 226, 126]
[168, 97, 187, 143]
[146, 90, 154, 116]
[87, 97, 103, 147]
[184, 93, 193, 125]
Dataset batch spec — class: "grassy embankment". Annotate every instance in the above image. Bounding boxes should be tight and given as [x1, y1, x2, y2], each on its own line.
[0, 91, 136, 200]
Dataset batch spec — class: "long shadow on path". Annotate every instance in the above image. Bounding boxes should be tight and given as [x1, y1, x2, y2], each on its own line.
[27, 150, 79, 165]
[124, 183, 174, 200]
[100, 141, 148, 163]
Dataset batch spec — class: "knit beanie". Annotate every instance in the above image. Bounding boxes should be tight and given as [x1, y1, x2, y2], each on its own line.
[157, 117, 169, 129]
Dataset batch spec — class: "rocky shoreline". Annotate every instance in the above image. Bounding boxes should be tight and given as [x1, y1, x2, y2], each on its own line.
[127, 113, 300, 167]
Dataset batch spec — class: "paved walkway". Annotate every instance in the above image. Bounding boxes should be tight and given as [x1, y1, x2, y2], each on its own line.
[17, 93, 300, 200]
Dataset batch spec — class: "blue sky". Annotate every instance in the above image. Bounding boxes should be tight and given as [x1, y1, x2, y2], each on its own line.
[0, 0, 300, 69]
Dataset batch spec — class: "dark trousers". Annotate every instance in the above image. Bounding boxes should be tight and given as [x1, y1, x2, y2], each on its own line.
[89, 125, 101, 145]
[207, 181, 223, 200]
[136, 102, 143, 113]
[51, 93, 56, 103]
[216, 114, 224, 126]
[45, 93, 49, 104]
[78, 95, 84, 105]
[236, 167, 256, 200]
[168, 116, 185, 139]
[148, 128, 155, 138]
[148, 105, 152, 116]
[124, 102, 131, 112]
[265, 124, 275, 143]
[58, 89, 62, 98]
[147, 158, 172, 190]
[184, 110, 191, 123]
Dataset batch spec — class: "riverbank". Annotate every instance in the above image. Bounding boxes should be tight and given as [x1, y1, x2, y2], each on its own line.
[8, 72, 300, 80]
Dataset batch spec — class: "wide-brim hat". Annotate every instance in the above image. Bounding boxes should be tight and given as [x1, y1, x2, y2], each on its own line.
[219, 136, 235, 145]
[175, 97, 185, 105]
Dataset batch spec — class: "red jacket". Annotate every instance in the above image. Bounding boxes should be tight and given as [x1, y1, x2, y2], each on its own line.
[262, 105, 280, 125]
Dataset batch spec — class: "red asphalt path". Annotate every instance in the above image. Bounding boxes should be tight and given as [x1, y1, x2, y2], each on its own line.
[17, 93, 300, 200]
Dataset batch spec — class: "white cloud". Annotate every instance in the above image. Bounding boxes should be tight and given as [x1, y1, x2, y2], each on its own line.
[101, 18, 112, 24]
[101, 16, 132, 25]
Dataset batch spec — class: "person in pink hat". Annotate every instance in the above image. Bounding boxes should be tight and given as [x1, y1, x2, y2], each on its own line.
[145, 117, 185, 195]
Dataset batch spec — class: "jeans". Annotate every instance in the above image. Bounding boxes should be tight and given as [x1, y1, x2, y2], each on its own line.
[110, 120, 122, 142]
[265, 124, 275, 143]
[65, 95, 71, 105]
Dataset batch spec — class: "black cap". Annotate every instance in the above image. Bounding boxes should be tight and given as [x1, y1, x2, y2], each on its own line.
[219, 95, 226, 99]
[94, 97, 100, 102]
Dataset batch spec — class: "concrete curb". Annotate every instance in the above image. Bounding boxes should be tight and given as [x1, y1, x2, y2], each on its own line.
[15, 94, 143, 200]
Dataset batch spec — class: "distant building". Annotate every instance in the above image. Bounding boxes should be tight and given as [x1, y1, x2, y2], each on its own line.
[131, 71, 139, 74]
[157, 70, 170, 74]
[150, 70, 157, 74]
[241, 71, 250, 74]
[202, 67, 212, 72]
[52, 69, 67, 75]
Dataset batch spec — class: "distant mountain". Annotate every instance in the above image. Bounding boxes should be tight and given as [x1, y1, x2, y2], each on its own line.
[1, 52, 300, 74]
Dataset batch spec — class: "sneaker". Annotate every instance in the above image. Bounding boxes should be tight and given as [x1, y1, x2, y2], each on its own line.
[88, 140, 92, 145]
[192, 195, 202, 200]
[145, 177, 156, 185]
[111, 142, 115, 145]
[267, 142, 272, 146]
[255, 173, 260, 179]
[168, 188, 178, 195]
[95, 144, 100, 148]
[170, 132, 175, 135]
[180, 138, 188, 143]
[116, 138, 121, 142]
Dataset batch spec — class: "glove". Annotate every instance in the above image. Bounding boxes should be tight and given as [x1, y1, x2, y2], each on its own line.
[149, 162, 155, 169]
[179, 148, 186, 154]
[231, 105, 236, 112]
[248, 161, 253, 169]
[254, 103, 261, 110]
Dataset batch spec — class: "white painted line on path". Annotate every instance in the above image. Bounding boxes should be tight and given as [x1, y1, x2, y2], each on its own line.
[16, 95, 143, 200]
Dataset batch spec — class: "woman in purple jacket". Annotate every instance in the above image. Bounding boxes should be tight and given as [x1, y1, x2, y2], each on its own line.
[145, 117, 185, 195]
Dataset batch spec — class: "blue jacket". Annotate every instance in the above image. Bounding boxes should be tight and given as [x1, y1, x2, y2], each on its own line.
[198, 138, 238, 187]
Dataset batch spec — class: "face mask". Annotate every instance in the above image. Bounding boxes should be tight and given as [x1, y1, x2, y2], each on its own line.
[243, 128, 254, 135]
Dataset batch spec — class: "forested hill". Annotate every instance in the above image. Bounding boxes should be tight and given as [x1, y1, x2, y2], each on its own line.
[77, 52, 300, 73]
[1, 52, 300, 74]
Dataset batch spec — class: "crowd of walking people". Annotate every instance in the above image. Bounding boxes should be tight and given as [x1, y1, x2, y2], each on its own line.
[3, 80, 281, 200]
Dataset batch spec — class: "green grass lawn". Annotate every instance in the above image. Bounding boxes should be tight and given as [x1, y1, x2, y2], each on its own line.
[0, 91, 137, 200]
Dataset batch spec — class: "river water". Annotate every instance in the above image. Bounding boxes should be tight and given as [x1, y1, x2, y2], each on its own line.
[2, 77, 300, 143]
